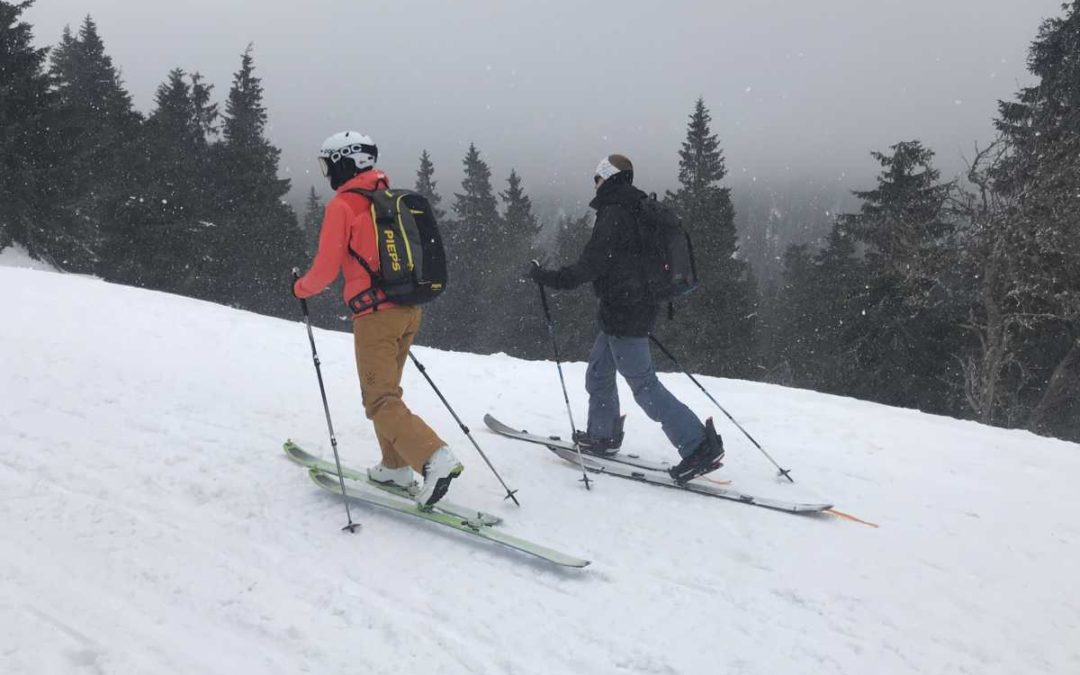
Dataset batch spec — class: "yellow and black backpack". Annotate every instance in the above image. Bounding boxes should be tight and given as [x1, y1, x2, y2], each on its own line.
[344, 188, 448, 313]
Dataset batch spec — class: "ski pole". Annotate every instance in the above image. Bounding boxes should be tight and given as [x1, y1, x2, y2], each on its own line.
[648, 333, 794, 483]
[407, 351, 520, 505]
[534, 275, 592, 490]
[293, 268, 360, 531]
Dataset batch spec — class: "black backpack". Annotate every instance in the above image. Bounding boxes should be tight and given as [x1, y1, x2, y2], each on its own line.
[344, 188, 448, 313]
[633, 195, 698, 303]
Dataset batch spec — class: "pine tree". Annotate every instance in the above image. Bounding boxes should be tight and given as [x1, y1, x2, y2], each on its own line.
[435, 143, 502, 351]
[786, 226, 866, 394]
[500, 170, 539, 241]
[414, 149, 444, 221]
[767, 244, 816, 386]
[108, 68, 218, 292]
[408, 149, 453, 348]
[676, 98, 726, 195]
[496, 169, 543, 357]
[810, 227, 866, 395]
[844, 141, 954, 284]
[48, 16, 143, 274]
[301, 186, 323, 257]
[834, 141, 961, 411]
[222, 46, 267, 149]
[0, 1, 53, 257]
[453, 143, 500, 227]
[212, 45, 304, 316]
[188, 72, 219, 140]
[664, 98, 758, 377]
[49, 18, 138, 131]
[140, 70, 215, 150]
[991, 1, 1080, 437]
[767, 142, 962, 413]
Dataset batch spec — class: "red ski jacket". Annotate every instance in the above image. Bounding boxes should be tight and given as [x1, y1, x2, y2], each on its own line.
[293, 170, 392, 316]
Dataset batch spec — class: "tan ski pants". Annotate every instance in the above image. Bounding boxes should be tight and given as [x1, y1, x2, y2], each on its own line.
[352, 306, 445, 471]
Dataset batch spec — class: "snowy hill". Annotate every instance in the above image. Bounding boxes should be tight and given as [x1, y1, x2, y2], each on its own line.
[0, 243, 59, 272]
[2, 262, 1078, 675]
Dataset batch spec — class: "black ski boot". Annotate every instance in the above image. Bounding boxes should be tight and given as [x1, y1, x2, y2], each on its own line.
[572, 415, 625, 457]
[668, 418, 724, 484]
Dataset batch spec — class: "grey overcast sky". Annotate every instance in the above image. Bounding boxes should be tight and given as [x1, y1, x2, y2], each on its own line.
[25, 0, 1064, 212]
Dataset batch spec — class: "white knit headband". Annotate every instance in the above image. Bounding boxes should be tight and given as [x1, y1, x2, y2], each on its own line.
[595, 157, 622, 181]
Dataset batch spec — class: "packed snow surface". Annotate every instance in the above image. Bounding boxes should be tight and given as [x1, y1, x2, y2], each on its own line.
[1, 260, 1077, 674]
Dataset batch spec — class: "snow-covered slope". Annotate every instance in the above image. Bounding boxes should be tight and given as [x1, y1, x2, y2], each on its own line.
[1, 264, 1077, 675]
[0, 243, 58, 272]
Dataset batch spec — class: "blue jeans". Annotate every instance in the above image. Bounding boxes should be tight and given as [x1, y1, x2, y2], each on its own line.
[585, 332, 704, 457]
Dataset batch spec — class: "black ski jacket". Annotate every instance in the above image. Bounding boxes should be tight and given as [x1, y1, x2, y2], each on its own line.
[534, 177, 659, 337]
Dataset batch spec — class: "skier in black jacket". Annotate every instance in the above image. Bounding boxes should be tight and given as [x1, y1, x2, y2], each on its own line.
[528, 154, 724, 481]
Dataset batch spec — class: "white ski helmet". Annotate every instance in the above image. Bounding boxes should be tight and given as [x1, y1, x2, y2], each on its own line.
[317, 130, 377, 178]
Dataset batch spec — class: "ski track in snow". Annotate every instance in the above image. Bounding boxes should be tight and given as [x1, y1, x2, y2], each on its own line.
[1, 261, 1078, 675]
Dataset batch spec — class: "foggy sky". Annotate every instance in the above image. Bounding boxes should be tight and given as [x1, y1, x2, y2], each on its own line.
[25, 0, 1064, 213]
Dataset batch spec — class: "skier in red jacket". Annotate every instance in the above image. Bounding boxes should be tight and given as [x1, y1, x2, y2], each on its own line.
[293, 131, 463, 508]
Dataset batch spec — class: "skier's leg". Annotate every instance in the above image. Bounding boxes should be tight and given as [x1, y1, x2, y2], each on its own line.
[354, 306, 445, 473]
[585, 331, 620, 438]
[403, 308, 463, 507]
[610, 335, 704, 457]
[354, 311, 409, 469]
[372, 315, 417, 467]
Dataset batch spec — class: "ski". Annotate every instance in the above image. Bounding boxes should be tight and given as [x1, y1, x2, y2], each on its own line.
[284, 440, 501, 526]
[305, 469, 590, 568]
[485, 417, 829, 514]
[484, 414, 674, 473]
[545, 445, 831, 514]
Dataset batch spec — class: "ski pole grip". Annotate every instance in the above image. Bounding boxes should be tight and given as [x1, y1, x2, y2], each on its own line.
[292, 267, 309, 317]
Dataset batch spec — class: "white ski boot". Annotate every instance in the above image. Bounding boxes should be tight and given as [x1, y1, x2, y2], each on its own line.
[416, 446, 463, 508]
[367, 463, 418, 491]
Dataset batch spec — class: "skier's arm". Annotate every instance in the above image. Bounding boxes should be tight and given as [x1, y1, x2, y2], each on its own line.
[535, 213, 615, 289]
[294, 200, 349, 298]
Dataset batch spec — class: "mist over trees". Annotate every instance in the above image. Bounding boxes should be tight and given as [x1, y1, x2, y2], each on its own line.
[3, 0, 1078, 442]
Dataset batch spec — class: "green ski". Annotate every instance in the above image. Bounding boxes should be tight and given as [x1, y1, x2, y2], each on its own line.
[284, 440, 501, 526]
[305, 469, 590, 568]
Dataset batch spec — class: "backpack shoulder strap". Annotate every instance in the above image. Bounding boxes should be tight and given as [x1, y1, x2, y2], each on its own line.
[340, 188, 380, 279]
[345, 186, 397, 218]
[343, 187, 376, 201]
